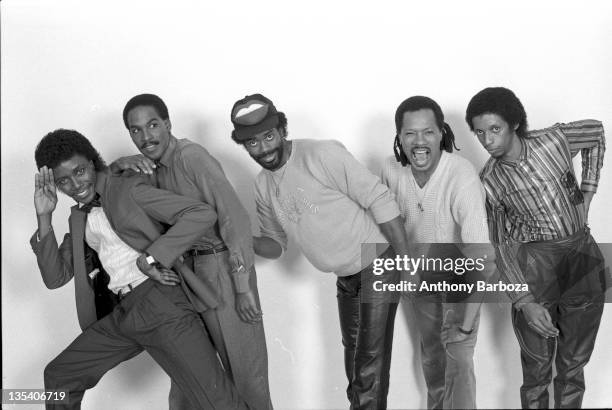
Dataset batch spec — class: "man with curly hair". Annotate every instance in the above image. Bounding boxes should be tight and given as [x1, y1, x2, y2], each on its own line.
[465, 87, 608, 408]
[31, 129, 248, 409]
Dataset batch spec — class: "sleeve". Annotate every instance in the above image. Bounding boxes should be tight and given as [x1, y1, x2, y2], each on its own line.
[451, 169, 497, 280]
[558, 120, 606, 193]
[131, 180, 218, 269]
[255, 179, 288, 251]
[379, 157, 393, 188]
[180, 146, 255, 292]
[316, 141, 400, 224]
[452, 168, 490, 244]
[30, 228, 75, 289]
[483, 183, 534, 307]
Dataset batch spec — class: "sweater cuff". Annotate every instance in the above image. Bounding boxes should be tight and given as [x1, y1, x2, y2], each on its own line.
[370, 200, 401, 224]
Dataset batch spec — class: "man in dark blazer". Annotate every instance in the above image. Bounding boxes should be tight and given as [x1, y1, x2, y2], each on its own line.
[31, 129, 248, 410]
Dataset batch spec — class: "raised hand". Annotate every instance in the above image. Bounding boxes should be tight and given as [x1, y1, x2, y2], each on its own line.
[34, 166, 58, 216]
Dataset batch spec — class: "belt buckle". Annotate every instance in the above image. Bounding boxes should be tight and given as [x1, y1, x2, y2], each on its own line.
[118, 284, 134, 300]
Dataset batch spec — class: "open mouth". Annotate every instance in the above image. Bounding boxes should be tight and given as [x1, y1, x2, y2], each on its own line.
[257, 150, 278, 166]
[411, 147, 431, 166]
[75, 187, 91, 201]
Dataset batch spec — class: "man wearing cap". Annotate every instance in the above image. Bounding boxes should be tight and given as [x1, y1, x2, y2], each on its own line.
[230, 93, 410, 409]
[112, 94, 272, 410]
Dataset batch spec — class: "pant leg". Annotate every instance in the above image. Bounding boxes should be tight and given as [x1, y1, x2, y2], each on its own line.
[441, 303, 479, 410]
[411, 298, 445, 409]
[553, 298, 603, 409]
[511, 305, 556, 409]
[180, 252, 272, 410]
[44, 309, 144, 410]
[337, 272, 362, 405]
[351, 247, 399, 410]
[126, 282, 249, 410]
[552, 234, 606, 409]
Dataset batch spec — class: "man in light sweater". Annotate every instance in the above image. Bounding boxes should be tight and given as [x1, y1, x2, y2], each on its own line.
[381, 96, 494, 409]
[229, 93, 410, 410]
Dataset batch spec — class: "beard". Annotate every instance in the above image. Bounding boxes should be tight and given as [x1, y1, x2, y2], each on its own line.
[251, 146, 284, 171]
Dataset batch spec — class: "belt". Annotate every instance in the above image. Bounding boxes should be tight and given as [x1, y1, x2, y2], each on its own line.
[116, 281, 143, 300]
[183, 245, 228, 257]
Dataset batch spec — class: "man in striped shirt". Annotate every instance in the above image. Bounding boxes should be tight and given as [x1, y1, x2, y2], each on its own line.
[465, 87, 608, 408]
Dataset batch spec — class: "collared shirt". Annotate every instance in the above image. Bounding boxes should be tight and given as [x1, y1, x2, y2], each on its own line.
[480, 120, 605, 304]
[155, 136, 253, 292]
[85, 206, 148, 294]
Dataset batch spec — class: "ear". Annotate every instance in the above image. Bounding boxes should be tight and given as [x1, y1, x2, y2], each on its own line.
[164, 119, 172, 131]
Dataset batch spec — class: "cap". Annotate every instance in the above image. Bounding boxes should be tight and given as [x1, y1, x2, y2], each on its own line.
[231, 93, 279, 141]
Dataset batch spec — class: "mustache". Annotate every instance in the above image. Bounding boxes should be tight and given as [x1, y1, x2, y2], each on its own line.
[141, 141, 159, 149]
[253, 149, 279, 161]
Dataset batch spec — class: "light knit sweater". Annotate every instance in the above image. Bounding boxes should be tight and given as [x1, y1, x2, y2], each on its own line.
[255, 139, 400, 276]
[381, 152, 489, 244]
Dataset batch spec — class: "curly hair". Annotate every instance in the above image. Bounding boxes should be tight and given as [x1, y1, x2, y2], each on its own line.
[35, 129, 106, 171]
[465, 87, 528, 138]
[122, 93, 169, 128]
[231, 111, 288, 144]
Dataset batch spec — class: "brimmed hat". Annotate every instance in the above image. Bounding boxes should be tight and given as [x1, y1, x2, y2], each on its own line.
[230, 93, 279, 141]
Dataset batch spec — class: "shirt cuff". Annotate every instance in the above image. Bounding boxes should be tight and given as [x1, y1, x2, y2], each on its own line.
[580, 181, 598, 193]
[145, 245, 173, 269]
[232, 265, 252, 294]
[512, 293, 536, 310]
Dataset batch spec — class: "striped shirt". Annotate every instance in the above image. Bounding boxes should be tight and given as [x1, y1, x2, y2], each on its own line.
[480, 120, 605, 304]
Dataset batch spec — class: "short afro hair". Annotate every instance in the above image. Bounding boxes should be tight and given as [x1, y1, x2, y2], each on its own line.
[35, 129, 106, 171]
[122, 93, 169, 128]
[465, 87, 528, 138]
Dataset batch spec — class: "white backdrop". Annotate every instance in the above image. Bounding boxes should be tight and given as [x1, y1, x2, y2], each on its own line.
[2, 0, 612, 409]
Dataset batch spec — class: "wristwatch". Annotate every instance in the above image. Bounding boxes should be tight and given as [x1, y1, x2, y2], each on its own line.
[145, 254, 156, 265]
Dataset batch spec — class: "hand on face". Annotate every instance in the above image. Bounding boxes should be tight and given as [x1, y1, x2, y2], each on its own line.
[34, 166, 58, 216]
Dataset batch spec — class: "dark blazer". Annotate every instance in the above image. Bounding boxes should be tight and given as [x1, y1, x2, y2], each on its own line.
[31, 171, 220, 330]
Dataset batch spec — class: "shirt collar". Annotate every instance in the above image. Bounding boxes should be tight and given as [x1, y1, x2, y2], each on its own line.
[496, 138, 528, 167]
[158, 135, 178, 167]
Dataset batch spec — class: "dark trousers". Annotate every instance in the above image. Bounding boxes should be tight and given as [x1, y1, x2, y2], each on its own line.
[170, 250, 272, 410]
[511, 228, 606, 409]
[336, 246, 399, 410]
[44, 280, 248, 410]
